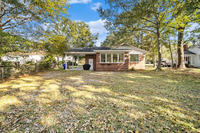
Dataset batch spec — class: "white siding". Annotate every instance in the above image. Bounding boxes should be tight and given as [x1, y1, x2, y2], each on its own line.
[1, 55, 74, 64]
[188, 47, 200, 67]
[116, 45, 133, 50]
[116, 44, 146, 54]
[1, 55, 45, 64]
[129, 50, 144, 54]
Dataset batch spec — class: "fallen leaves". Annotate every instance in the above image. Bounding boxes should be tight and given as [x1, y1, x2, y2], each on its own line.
[0, 70, 199, 132]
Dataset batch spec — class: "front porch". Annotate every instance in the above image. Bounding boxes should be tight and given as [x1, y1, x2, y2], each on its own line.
[65, 52, 96, 71]
[184, 54, 195, 66]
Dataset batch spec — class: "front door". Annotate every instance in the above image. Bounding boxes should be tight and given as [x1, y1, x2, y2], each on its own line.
[89, 59, 93, 70]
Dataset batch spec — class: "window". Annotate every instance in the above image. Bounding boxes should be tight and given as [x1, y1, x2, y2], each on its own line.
[113, 54, 118, 63]
[130, 54, 139, 62]
[101, 54, 105, 62]
[100, 53, 125, 63]
[107, 54, 111, 63]
[119, 53, 124, 63]
[199, 55, 200, 60]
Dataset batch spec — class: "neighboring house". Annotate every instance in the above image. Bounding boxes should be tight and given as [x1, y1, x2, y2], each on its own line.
[1, 51, 74, 64]
[184, 45, 200, 68]
[66, 43, 147, 71]
[173, 45, 200, 68]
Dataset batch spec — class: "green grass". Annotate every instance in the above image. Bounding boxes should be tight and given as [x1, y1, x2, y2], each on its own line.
[0, 69, 199, 132]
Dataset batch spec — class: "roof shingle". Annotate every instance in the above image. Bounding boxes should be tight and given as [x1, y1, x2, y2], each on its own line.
[184, 50, 196, 55]
[69, 47, 111, 52]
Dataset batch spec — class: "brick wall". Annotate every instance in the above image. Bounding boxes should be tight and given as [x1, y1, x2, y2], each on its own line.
[129, 54, 145, 70]
[85, 54, 96, 71]
[96, 52, 129, 71]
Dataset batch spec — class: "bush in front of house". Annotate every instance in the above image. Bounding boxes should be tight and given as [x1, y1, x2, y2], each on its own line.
[0, 61, 15, 77]
[1, 61, 13, 67]
[25, 61, 34, 65]
[67, 61, 77, 66]
[38, 61, 46, 71]
[131, 67, 135, 71]
[37, 54, 57, 71]
[44, 54, 56, 68]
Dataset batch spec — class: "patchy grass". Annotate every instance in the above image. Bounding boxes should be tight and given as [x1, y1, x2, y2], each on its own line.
[0, 69, 200, 132]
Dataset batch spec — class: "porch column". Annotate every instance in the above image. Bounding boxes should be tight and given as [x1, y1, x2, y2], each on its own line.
[191, 56, 193, 65]
[77, 55, 79, 68]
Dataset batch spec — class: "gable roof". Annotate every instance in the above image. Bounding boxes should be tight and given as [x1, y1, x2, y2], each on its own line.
[68, 43, 147, 54]
[189, 45, 200, 50]
[69, 47, 111, 52]
[112, 43, 148, 53]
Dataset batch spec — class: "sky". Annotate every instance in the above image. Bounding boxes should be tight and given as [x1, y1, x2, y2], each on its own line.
[67, 0, 109, 47]
[66, 0, 199, 47]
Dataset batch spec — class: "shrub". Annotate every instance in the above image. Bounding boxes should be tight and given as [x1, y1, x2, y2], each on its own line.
[1, 61, 13, 67]
[67, 61, 77, 66]
[38, 61, 48, 71]
[131, 67, 135, 71]
[185, 63, 189, 68]
[26, 61, 34, 65]
[44, 54, 56, 68]
[19, 64, 27, 74]
[3, 67, 14, 77]
[59, 60, 65, 64]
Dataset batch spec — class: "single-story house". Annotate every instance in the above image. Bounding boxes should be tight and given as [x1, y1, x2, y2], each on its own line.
[66, 43, 147, 71]
[1, 51, 74, 64]
[173, 45, 200, 68]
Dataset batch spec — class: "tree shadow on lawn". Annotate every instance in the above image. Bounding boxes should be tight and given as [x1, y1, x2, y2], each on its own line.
[0, 70, 199, 132]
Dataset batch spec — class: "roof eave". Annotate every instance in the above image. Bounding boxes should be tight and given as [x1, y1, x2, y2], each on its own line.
[111, 43, 148, 53]
[94, 50, 131, 52]
[65, 52, 96, 54]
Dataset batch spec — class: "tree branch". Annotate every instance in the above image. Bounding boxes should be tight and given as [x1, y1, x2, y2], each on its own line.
[3, 18, 31, 30]
[140, 17, 156, 25]
[2, 12, 26, 27]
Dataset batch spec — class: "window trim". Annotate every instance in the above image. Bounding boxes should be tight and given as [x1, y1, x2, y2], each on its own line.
[100, 53, 125, 63]
[100, 53, 106, 63]
[118, 53, 125, 63]
[129, 54, 139, 62]
[112, 53, 118, 63]
[106, 53, 112, 63]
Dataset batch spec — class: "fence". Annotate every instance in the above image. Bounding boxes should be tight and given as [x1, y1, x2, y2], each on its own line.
[0, 63, 48, 81]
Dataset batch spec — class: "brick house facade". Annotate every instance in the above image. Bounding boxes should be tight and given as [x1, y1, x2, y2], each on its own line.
[67, 43, 147, 71]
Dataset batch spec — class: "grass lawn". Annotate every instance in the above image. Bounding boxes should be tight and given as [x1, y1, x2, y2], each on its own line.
[0, 69, 199, 132]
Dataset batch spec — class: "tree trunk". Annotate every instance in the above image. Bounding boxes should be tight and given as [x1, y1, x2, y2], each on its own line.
[153, 54, 156, 68]
[168, 39, 173, 68]
[35, 63, 37, 72]
[54, 56, 59, 69]
[0, 55, 1, 66]
[177, 28, 186, 69]
[155, 18, 162, 70]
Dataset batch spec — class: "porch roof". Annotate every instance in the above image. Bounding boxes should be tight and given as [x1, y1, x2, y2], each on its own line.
[184, 50, 196, 55]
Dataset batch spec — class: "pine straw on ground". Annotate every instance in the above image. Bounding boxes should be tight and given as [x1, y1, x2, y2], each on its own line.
[0, 69, 200, 132]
